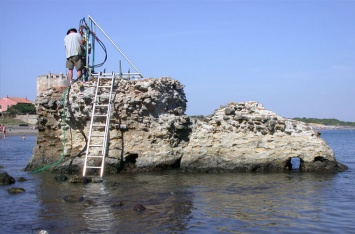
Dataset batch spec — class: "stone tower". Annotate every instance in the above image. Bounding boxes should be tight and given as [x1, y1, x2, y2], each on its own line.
[36, 72, 69, 95]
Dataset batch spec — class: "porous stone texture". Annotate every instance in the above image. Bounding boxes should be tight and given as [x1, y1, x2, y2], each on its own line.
[181, 102, 347, 172]
[25, 77, 347, 174]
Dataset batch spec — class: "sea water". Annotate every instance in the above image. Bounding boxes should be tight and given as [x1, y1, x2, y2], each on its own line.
[0, 130, 354, 233]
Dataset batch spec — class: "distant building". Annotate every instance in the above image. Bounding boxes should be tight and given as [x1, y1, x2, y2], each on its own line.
[37, 72, 69, 95]
[0, 96, 33, 113]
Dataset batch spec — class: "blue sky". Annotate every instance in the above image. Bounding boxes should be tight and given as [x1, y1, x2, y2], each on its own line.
[0, 0, 354, 121]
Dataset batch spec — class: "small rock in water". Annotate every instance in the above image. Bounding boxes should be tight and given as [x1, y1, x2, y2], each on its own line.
[90, 177, 103, 183]
[55, 174, 68, 181]
[63, 195, 84, 202]
[111, 201, 124, 207]
[68, 175, 91, 183]
[7, 187, 25, 194]
[18, 177, 28, 182]
[105, 181, 120, 187]
[133, 204, 146, 211]
[0, 172, 15, 185]
[38, 230, 49, 234]
[83, 199, 96, 206]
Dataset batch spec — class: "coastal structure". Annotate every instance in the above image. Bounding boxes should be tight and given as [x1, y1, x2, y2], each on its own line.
[25, 77, 347, 175]
[36, 72, 69, 96]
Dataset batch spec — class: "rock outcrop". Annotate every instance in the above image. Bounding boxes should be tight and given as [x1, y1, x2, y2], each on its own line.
[25, 77, 347, 174]
[0, 172, 16, 185]
[181, 102, 347, 172]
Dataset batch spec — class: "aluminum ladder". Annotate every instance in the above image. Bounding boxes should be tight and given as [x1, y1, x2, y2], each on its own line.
[83, 72, 116, 177]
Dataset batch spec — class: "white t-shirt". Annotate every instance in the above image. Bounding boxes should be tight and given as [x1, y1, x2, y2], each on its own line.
[64, 33, 83, 58]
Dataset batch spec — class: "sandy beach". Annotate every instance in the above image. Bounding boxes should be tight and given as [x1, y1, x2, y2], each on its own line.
[3, 126, 38, 137]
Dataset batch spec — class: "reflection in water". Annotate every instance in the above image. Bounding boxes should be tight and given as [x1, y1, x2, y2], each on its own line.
[34, 171, 195, 233]
[2, 131, 355, 233]
[36, 171, 339, 233]
[83, 183, 115, 233]
[3, 166, 355, 233]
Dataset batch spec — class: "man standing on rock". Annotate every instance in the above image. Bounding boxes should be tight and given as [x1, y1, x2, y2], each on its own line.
[64, 28, 84, 84]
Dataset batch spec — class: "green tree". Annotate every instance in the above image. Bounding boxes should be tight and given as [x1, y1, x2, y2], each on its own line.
[293, 117, 355, 127]
[5, 103, 36, 115]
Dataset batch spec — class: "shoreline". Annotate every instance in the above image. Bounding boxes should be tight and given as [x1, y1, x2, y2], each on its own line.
[3, 127, 38, 137]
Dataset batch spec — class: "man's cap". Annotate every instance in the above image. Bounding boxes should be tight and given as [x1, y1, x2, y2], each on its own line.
[66, 28, 77, 35]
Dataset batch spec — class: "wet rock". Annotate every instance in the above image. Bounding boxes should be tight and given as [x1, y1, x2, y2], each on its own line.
[90, 177, 103, 183]
[82, 199, 96, 206]
[63, 195, 84, 203]
[105, 181, 120, 187]
[0, 172, 15, 185]
[38, 230, 49, 234]
[302, 158, 348, 172]
[111, 201, 124, 207]
[133, 204, 146, 211]
[18, 177, 27, 182]
[55, 174, 68, 181]
[8, 187, 25, 194]
[31, 229, 49, 234]
[68, 175, 91, 183]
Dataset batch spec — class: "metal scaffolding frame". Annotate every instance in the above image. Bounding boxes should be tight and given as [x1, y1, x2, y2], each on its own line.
[86, 15, 143, 79]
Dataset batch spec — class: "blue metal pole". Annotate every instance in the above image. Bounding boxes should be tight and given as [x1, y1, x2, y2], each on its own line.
[90, 18, 95, 74]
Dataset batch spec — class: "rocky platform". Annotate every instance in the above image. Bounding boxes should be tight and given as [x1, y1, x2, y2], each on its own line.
[25, 77, 347, 174]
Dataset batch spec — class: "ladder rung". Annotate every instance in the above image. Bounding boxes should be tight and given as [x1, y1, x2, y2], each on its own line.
[88, 144, 104, 147]
[83, 72, 115, 177]
[92, 124, 106, 127]
[91, 134, 105, 137]
[96, 95, 110, 98]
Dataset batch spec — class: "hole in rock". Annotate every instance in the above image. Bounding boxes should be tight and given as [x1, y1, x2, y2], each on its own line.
[314, 156, 326, 162]
[125, 154, 138, 164]
[290, 157, 301, 170]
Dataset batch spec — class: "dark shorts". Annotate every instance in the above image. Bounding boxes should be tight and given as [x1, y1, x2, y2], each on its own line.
[66, 55, 84, 70]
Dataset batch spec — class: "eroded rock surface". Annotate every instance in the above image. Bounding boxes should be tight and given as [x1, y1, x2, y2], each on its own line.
[25, 77, 347, 174]
[182, 102, 347, 172]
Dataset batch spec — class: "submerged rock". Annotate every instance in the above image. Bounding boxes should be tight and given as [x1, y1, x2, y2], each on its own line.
[25, 77, 347, 174]
[111, 201, 124, 207]
[133, 204, 146, 211]
[63, 195, 84, 203]
[17, 177, 27, 182]
[7, 187, 25, 194]
[55, 174, 68, 181]
[68, 175, 91, 183]
[0, 172, 16, 185]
